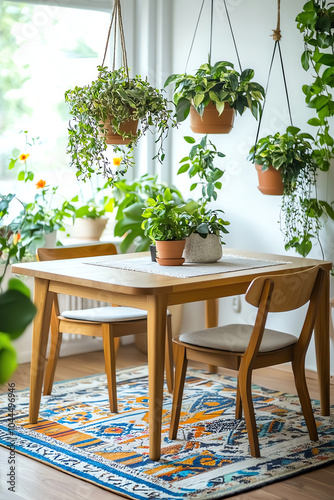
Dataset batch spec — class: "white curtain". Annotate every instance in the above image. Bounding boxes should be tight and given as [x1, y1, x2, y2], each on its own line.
[7, 0, 112, 12]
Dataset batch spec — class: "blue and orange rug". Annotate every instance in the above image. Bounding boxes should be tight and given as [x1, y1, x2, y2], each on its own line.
[0, 366, 333, 499]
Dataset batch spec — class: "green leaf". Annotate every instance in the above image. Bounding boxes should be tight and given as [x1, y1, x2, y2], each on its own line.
[177, 163, 190, 174]
[318, 54, 334, 66]
[8, 158, 17, 170]
[190, 183, 197, 191]
[193, 93, 205, 107]
[301, 50, 310, 71]
[0, 333, 17, 384]
[176, 98, 190, 122]
[7, 278, 31, 298]
[216, 101, 225, 115]
[307, 117, 321, 126]
[184, 136, 196, 144]
[0, 289, 36, 339]
[17, 171, 25, 181]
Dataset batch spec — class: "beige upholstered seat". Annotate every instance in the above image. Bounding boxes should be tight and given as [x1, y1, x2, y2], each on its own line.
[37, 244, 174, 413]
[179, 324, 297, 353]
[170, 266, 324, 458]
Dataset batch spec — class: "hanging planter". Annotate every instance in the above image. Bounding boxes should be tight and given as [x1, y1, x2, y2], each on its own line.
[255, 164, 284, 195]
[100, 117, 139, 145]
[165, 61, 265, 133]
[189, 102, 235, 134]
[65, 0, 175, 184]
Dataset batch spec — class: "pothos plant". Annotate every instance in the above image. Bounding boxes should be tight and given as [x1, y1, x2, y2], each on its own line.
[249, 126, 334, 256]
[165, 60, 265, 122]
[178, 135, 225, 202]
[65, 66, 177, 183]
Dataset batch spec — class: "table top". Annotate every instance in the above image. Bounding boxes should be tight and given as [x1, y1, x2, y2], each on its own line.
[11, 248, 332, 297]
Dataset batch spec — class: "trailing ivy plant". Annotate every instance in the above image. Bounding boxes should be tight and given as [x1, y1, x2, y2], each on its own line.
[65, 66, 176, 183]
[178, 135, 225, 202]
[296, 0, 334, 171]
[249, 126, 334, 257]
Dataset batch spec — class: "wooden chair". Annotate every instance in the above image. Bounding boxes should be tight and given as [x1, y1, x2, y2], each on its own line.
[169, 266, 324, 457]
[37, 244, 174, 413]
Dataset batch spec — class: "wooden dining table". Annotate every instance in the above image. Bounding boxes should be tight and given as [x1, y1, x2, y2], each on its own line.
[12, 248, 331, 461]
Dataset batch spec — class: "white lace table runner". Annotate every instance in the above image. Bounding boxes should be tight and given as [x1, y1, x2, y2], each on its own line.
[85, 255, 289, 279]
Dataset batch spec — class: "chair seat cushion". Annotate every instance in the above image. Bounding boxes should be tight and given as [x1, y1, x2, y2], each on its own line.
[61, 306, 148, 323]
[178, 324, 298, 353]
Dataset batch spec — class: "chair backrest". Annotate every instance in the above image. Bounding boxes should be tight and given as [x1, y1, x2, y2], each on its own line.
[245, 266, 322, 313]
[37, 243, 117, 262]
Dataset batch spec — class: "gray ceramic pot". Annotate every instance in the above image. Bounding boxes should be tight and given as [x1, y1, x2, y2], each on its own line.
[184, 233, 222, 263]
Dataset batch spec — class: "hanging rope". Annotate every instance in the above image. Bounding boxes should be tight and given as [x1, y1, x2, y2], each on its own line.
[271, 0, 282, 41]
[253, 0, 292, 155]
[102, 0, 129, 79]
[185, 0, 242, 72]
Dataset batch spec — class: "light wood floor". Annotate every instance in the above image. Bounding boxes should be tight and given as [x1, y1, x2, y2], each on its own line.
[0, 344, 333, 500]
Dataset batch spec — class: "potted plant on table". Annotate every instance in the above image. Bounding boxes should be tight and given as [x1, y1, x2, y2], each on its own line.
[164, 60, 265, 134]
[111, 174, 188, 253]
[65, 66, 176, 183]
[184, 205, 230, 263]
[141, 188, 191, 266]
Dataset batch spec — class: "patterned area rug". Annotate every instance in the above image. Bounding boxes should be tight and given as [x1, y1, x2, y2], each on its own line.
[0, 366, 333, 499]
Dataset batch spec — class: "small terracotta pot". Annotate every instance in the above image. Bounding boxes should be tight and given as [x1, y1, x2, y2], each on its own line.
[100, 118, 139, 145]
[190, 102, 235, 134]
[155, 240, 185, 266]
[255, 164, 284, 196]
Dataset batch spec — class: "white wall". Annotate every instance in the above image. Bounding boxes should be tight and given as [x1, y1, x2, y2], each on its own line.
[166, 0, 334, 374]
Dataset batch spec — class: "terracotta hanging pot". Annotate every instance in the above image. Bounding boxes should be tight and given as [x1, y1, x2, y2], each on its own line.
[100, 117, 139, 145]
[155, 240, 185, 266]
[255, 164, 284, 195]
[190, 102, 235, 134]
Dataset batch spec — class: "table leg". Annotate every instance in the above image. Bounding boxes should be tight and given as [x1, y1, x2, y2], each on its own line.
[147, 294, 168, 461]
[29, 278, 54, 423]
[205, 299, 219, 374]
[314, 269, 330, 416]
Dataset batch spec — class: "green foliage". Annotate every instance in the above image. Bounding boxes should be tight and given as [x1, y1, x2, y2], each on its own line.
[296, 0, 334, 171]
[187, 204, 230, 243]
[249, 126, 334, 256]
[0, 278, 36, 384]
[0, 133, 76, 282]
[65, 66, 176, 183]
[249, 126, 316, 194]
[178, 135, 225, 202]
[141, 189, 191, 242]
[165, 60, 265, 122]
[112, 174, 186, 253]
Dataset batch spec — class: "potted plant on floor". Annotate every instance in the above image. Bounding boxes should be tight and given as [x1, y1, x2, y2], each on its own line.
[141, 188, 191, 266]
[184, 204, 230, 263]
[164, 60, 265, 134]
[65, 66, 176, 183]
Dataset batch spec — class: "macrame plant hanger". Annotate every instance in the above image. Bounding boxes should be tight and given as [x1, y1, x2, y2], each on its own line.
[102, 0, 129, 79]
[185, 0, 243, 73]
[253, 0, 293, 154]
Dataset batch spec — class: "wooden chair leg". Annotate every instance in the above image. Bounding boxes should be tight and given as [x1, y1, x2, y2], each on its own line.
[102, 324, 118, 413]
[169, 344, 188, 440]
[238, 368, 260, 457]
[43, 322, 62, 396]
[292, 359, 318, 441]
[165, 315, 174, 393]
[235, 379, 242, 419]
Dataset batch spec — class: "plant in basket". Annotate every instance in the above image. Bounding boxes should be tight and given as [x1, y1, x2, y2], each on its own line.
[165, 60, 265, 134]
